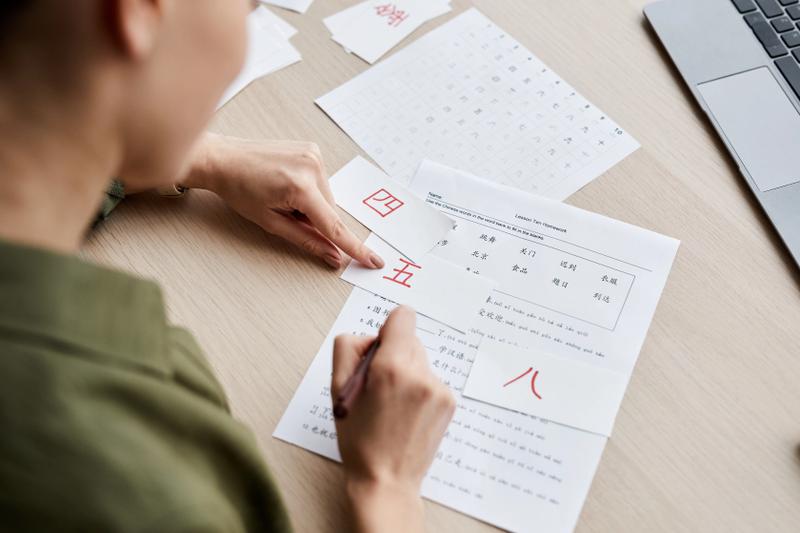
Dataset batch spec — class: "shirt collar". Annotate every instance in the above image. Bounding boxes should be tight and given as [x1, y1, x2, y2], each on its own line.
[0, 238, 168, 368]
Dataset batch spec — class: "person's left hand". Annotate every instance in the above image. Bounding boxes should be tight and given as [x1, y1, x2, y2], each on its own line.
[181, 134, 384, 270]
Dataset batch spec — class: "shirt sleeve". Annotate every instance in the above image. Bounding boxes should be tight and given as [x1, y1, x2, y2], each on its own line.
[94, 180, 126, 226]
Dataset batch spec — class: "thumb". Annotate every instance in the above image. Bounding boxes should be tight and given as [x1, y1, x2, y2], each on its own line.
[332, 334, 377, 398]
[377, 305, 417, 357]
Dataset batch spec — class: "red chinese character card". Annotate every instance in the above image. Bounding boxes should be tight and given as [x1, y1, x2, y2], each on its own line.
[329, 156, 454, 261]
[341, 234, 494, 332]
[327, 0, 452, 64]
[462, 338, 628, 436]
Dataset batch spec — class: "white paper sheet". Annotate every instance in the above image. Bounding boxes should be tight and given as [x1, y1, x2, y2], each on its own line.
[462, 339, 629, 436]
[328, 0, 452, 64]
[275, 161, 678, 532]
[259, 6, 298, 39]
[329, 156, 454, 261]
[218, 7, 301, 109]
[317, 8, 639, 199]
[259, 0, 313, 14]
[323, 1, 370, 36]
[411, 160, 680, 377]
[341, 234, 494, 332]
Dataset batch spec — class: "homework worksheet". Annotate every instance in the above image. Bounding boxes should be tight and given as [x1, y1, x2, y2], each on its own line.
[274, 288, 606, 533]
[316, 8, 639, 199]
[411, 161, 680, 378]
[274, 163, 678, 532]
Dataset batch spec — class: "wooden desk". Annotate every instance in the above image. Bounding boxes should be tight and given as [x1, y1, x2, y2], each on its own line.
[84, 1, 800, 531]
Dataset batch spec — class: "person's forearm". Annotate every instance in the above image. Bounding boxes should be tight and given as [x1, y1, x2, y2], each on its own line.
[346, 479, 426, 533]
[116, 134, 220, 194]
[178, 133, 220, 191]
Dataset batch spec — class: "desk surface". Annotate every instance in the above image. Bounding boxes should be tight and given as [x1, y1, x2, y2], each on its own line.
[84, 1, 800, 531]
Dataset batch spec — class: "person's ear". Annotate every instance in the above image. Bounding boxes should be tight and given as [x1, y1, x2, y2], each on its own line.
[106, 0, 165, 59]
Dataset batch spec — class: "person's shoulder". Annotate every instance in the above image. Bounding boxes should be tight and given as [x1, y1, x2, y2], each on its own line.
[164, 325, 231, 409]
[0, 332, 292, 533]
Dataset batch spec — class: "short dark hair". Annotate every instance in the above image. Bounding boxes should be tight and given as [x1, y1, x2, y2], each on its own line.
[0, 0, 30, 22]
[0, 1, 32, 43]
[0, 0, 89, 98]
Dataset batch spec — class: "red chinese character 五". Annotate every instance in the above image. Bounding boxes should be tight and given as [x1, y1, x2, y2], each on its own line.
[362, 188, 404, 218]
[374, 3, 409, 27]
[383, 258, 421, 288]
[502, 367, 542, 400]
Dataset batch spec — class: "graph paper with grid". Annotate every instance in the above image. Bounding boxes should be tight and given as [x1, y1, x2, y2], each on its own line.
[317, 8, 639, 200]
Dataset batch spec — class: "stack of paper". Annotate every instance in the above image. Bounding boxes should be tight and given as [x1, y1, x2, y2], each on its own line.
[323, 0, 452, 64]
[259, 0, 314, 15]
[275, 157, 680, 533]
[218, 6, 302, 109]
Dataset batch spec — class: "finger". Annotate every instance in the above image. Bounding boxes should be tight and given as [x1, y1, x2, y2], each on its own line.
[296, 188, 384, 269]
[315, 169, 337, 208]
[317, 175, 336, 209]
[297, 142, 335, 207]
[262, 211, 342, 268]
[305, 150, 335, 208]
[332, 334, 377, 398]
[377, 306, 421, 361]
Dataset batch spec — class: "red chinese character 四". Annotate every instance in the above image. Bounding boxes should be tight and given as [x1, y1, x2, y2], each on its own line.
[502, 367, 542, 399]
[383, 258, 421, 288]
[362, 188, 405, 217]
[374, 3, 409, 27]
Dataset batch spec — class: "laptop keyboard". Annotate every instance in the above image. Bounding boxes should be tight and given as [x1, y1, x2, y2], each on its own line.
[733, 0, 800, 100]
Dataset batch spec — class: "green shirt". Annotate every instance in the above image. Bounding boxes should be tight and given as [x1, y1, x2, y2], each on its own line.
[0, 239, 292, 532]
[97, 180, 126, 225]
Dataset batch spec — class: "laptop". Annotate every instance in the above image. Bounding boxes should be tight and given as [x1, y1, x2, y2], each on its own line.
[645, 0, 800, 268]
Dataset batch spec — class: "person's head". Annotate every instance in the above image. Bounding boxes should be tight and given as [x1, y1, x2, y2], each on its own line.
[0, 0, 249, 189]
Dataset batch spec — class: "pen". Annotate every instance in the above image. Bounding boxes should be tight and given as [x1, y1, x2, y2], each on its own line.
[333, 339, 381, 419]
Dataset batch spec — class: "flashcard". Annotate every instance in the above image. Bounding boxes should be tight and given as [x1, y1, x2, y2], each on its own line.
[463, 339, 629, 436]
[259, 0, 314, 14]
[218, 6, 301, 109]
[329, 157, 454, 261]
[331, 0, 452, 64]
[324, 0, 450, 40]
[341, 234, 494, 332]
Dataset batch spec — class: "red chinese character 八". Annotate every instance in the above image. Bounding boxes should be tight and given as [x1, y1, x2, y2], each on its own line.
[502, 367, 542, 399]
[382, 258, 421, 288]
[374, 3, 409, 27]
[362, 188, 405, 217]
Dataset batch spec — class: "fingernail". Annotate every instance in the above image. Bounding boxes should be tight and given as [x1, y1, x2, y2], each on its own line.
[369, 253, 385, 269]
[324, 253, 341, 269]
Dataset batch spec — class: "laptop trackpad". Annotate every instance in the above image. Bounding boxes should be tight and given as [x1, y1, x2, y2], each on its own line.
[698, 67, 800, 192]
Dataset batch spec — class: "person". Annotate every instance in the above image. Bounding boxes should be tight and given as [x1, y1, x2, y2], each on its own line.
[0, 1, 456, 532]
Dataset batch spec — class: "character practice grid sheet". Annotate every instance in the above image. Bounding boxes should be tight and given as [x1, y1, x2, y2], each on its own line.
[317, 8, 639, 200]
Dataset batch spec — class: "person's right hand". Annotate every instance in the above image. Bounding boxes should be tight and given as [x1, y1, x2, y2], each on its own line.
[332, 306, 456, 533]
